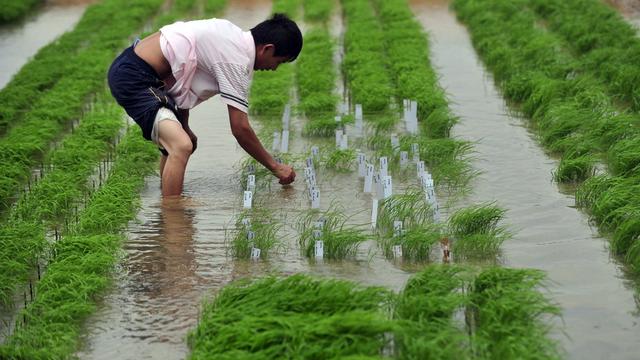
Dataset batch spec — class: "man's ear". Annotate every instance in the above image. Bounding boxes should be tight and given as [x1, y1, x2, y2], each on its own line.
[261, 43, 275, 56]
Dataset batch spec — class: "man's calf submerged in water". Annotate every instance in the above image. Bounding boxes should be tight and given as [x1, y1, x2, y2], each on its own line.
[108, 14, 302, 197]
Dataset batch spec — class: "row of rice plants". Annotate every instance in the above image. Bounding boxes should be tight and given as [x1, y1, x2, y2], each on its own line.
[0, 92, 123, 307]
[248, 0, 301, 119]
[451, 0, 640, 276]
[0, 0, 165, 136]
[302, 0, 332, 23]
[527, 0, 640, 111]
[189, 266, 561, 358]
[341, 0, 393, 113]
[0, 0, 40, 23]
[0, 127, 158, 359]
[0, 0, 166, 215]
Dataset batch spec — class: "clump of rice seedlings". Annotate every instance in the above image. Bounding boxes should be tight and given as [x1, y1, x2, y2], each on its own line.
[229, 209, 283, 259]
[380, 223, 442, 261]
[302, 116, 352, 137]
[238, 157, 274, 191]
[377, 190, 436, 235]
[469, 267, 562, 359]
[324, 148, 356, 172]
[188, 274, 395, 359]
[302, 0, 332, 22]
[394, 265, 471, 359]
[607, 138, 640, 176]
[448, 203, 510, 258]
[552, 154, 596, 183]
[297, 207, 369, 259]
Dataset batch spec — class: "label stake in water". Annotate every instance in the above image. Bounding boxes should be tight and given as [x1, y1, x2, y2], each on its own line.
[383, 176, 393, 199]
[281, 130, 289, 153]
[379, 157, 388, 178]
[355, 104, 363, 123]
[313, 229, 323, 239]
[311, 188, 320, 209]
[391, 134, 400, 152]
[393, 220, 403, 237]
[250, 247, 261, 260]
[247, 230, 256, 241]
[371, 199, 378, 229]
[241, 218, 251, 228]
[272, 131, 281, 152]
[247, 163, 255, 175]
[282, 104, 291, 128]
[247, 175, 256, 192]
[314, 240, 324, 258]
[335, 129, 343, 147]
[243, 191, 253, 209]
[311, 146, 319, 159]
[392, 245, 403, 259]
[357, 153, 366, 178]
[411, 143, 419, 162]
[417, 161, 425, 178]
[364, 164, 374, 193]
[335, 115, 342, 123]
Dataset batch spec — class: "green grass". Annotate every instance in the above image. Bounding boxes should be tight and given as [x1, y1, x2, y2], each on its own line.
[0, 0, 40, 23]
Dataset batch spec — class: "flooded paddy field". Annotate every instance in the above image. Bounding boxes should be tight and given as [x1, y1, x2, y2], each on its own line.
[1, 0, 640, 359]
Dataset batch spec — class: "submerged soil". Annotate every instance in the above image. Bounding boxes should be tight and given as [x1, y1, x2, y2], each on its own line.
[409, 0, 640, 359]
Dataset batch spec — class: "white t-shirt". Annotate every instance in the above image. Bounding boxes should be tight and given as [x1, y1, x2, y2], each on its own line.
[159, 19, 255, 113]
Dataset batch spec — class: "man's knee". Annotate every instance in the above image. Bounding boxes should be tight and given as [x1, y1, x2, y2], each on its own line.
[170, 138, 193, 161]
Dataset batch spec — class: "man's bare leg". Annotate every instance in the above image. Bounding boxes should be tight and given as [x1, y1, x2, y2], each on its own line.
[157, 120, 192, 197]
[159, 154, 168, 178]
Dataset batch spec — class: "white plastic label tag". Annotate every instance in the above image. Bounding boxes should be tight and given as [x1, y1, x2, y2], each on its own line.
[311, 189, 320, 209]
[247, 230, 255, 240]
[282, 104, 291, 128]
[272, 131, 281, 152]
[393, 220, 403, 237]
[379, 157, 388, 178]
[357, 153, 366, 178]
[335, 129, 343, 147]
[335, 115, 342, 123]
[340, 134, 348, 150]
[371, 199, 378, 229]
[250, 247, 261, 259]
[243, 191, 253, 209]
[411, 143, 419, 162]
[383, 176, 393, 199]
[281, 130, 289, 153]
[314, 240, 324, 258]
[247, 175, 255, 191]
[306, 157, 314, 170]
[400, 151, 408, 166]
[311, 146, 319, 158]
[312, 229, 323, 239]
[392, 245, 403, 258]
[315, 218, 325, 229]
[247, 164, 255, 174]
[375, 173, 384, 200]
[364, 164, 374, 193]
[355, 104, 363, 122]
[241, 218, 251, 227]
[417, 161, 425, 177]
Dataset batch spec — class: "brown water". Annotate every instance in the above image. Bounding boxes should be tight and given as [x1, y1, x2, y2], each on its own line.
[410, 1, 640, 358]
[0, 3, 88, 89]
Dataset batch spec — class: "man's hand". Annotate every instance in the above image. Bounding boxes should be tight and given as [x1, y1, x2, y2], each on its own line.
[272, 163, 296, 185]
[185, 127, 198, 154]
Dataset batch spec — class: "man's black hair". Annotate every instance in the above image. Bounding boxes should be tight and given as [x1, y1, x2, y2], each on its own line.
[250, 13, 303, 61]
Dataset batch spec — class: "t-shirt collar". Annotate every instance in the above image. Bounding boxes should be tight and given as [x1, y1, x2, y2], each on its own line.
[243, 31, 255, 73]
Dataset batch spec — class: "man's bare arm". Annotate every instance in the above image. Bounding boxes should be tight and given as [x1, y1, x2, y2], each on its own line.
[228, 105, 295, 184]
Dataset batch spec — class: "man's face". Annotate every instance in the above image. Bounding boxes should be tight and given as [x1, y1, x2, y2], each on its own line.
[254, 44, 291, 71]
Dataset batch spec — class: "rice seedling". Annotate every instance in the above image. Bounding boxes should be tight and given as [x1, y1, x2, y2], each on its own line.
[394, 265, 471, 359]
[552, 155, 596, 183]
[228, 209, 283, 259]
[379, 223, 443, 262]
[468, 267, 562, 359]
[0, 0, 40, 23]
[448, 203, 510, 258]
[377, 190, 437, 236]
[607, 138, 640, 177]
[297, 207, 369, 259]
[188, 274, 395, 359]
[302, 0, 332, 23]
[302, 115, 352, 137]
[324, 148, 355, 172]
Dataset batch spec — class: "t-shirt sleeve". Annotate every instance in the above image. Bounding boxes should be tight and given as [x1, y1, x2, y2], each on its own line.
[211, 62, 250, 113]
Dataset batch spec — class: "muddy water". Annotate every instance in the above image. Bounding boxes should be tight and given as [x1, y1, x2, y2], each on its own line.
[0, 3, 88, 89]
[607, 0, 640, 28]
[410, 0, 640, 358]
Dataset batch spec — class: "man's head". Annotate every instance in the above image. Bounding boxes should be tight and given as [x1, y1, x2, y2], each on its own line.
[250, 13, 303, 71]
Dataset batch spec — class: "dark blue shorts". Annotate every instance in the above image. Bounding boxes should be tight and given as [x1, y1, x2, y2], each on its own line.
[107, 42, 182, 156]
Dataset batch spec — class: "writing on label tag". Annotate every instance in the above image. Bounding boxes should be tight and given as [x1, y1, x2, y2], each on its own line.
[311, 189, 320, 209]
[315, 218, 326, 229]
[247, 175, 256, 191]
[364, 164, 374, 193]
[335, 129, 343, 147]
[306, 157, 314, 170]
[247, 230, 255, 241]
[311, 146, 320, 159]
[357, 153, 366, 177]
[400, 151, 408, 166]
[417, 161, 425, 177]
[383, 176, 393, 199]
[312, 229, 323, 239]
[380, 157, 388, 177]
[375, 172, 384, 200]
[251, 247, 261, 259]
[272, 131, 281, 152]
[243, 191, 253, 209]
[241, 218, 251, 227]
[371, 199, 378, 229]
[281, 130, 289, 153]
[393, 245, 403, 258]
[411, 143, 419, 162]
[314, 240, 324, 258]
[393, 220, 403, 237]
[247, 164, 255, 175]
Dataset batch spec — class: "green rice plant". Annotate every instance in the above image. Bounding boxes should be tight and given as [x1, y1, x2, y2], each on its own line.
[302, 115, 353, 137]
[448, 203, 510, 258]
[0, 0, 40, 23]
[229, 209, 283, 259]
[394, 265, 471, 359]
[552, 154, 596, 183]
[272, 0, 302, 17]
[379, 223, 443, 261]
[607, 138, 640, 176]
[302, 0, 332, 23]
[188, 274, 395, 359]
[468, 267, 562, 359]
[297, 208, 369, 259]
[324, 148, 355, 172]
[377, 190, 436, 235]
